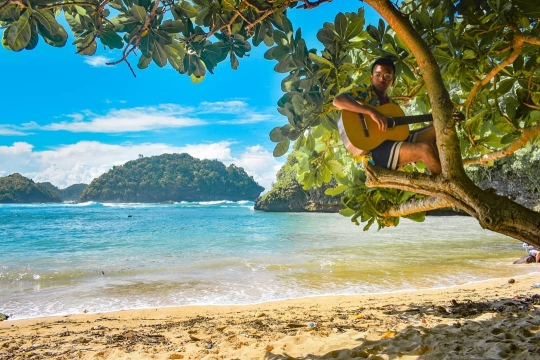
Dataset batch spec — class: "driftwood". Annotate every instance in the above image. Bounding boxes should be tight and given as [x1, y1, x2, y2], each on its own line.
[513, 255, 536, 264]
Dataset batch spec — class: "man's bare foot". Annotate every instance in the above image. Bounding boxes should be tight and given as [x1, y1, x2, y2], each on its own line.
[535, 252, 540, 263]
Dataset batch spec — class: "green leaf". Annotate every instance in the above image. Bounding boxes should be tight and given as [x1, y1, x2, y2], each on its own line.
[152, 43, 167, 67]
[230, 52, 239, 70]
[325, 185, 347, 196]
[6, 11, 32, 51]
[131, 5, 147, 23]
[497, 78, 515, 95]
[334, 12, 347, 39]
[36, 16, 68, 47]
[0, 4, 20, 22]
[478, 133, 502, 148]
[462, 49, 476, 60]
[99, 28, 124, 49]
[137, 55, 152, 69]
[308, 52, 333, 68]
[317, 27, 335, 47]
[269, 127, 286, 142]
[339, 207, 355, 217]
[433, 48, 452, 66]
[152, 29, 172, 45]
[326, 160, 343, 174]
[159, 19, 185, 33]
[273, 139, 290, 157]
[23, 27, 38, 50]
[190, 74, 205, 83]
[33, 10, 59, 35]
[344, 17, 364, 41]
[405, 212, 425, 222]
[500, 132, 520, 145]
[75, 33, 97, 55]
[178, 1, 198, 18]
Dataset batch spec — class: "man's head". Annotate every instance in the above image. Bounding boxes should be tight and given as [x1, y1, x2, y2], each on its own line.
[370, 58, 395, 95]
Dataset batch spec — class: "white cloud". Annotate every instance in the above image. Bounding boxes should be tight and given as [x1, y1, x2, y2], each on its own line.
[0, 141, 283, 192]
[0, 126, 28, 136]
[198, 100, 248, 114]
[83, 56, 113, 67]
[216, 113, 274, 125]
[3, 101, 277, 135]
[42, 105, 204, 133]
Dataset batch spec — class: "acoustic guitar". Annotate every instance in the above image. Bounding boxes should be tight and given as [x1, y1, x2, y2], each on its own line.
[337, 103, 434, 156]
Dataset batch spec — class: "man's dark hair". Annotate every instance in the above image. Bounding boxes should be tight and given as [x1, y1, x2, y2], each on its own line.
[371, 58, 395, 74]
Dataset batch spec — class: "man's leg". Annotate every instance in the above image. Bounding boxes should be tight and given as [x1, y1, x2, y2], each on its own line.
[398, 142, 441, 175]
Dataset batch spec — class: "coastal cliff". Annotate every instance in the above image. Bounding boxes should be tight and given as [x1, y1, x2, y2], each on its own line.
[254, 154, 342, 212]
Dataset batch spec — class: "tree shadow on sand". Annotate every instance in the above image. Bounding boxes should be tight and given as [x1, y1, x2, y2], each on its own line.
[266, 294, 540, 359]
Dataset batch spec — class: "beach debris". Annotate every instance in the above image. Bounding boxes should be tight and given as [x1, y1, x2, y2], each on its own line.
[508, 278, 515, 284]
[382, 330, 396, 339]
[435, 306, 448, 314]
[533, 282, 540, 288]
[286, 323, 305, 329]
[169, 354, 183, 359]
[0, 313, 9, 321]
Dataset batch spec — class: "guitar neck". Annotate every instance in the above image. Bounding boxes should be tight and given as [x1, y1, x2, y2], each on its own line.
[390, 114, 433, 127]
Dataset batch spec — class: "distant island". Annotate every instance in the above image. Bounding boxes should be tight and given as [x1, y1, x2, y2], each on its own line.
[0, 153, 264, 203]
[79, 153, 264, 202]
[0, 173, 65, 203]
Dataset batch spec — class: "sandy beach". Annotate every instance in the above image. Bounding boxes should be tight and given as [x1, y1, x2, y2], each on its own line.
[2, 273, 540, 359]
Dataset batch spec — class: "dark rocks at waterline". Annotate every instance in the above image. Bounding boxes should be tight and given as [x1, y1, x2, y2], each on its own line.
[0, 313, 9, 321]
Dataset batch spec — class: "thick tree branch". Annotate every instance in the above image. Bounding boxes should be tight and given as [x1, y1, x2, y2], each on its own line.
[462, 123, 540, 166]
[385, 196, 451, 217]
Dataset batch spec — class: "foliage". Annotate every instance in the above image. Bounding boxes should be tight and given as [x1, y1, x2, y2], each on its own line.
[0, 173, 62, 203]
[0, 0, 302, 78]
[79, 153, 264, 202]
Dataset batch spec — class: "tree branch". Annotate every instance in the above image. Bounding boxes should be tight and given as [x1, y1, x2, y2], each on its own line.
[462, 123, 540, 166]
[385, 196, 451, 217]
[296, 0, 333, 9]
[463, 37, 524, 113]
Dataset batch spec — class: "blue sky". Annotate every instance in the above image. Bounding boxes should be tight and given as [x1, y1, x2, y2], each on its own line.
[0, 0, 378, 192]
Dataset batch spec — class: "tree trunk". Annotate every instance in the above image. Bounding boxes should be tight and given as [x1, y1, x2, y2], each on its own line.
[364, 0, 540, 245]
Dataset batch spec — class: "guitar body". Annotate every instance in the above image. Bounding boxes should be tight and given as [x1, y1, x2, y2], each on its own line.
[337, 103, 409, 156]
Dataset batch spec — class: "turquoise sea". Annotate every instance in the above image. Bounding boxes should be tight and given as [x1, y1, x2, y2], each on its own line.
[0, 201, 535, 320]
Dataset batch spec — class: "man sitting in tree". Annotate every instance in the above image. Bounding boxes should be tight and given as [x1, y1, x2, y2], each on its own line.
[333, 58, 442, 175]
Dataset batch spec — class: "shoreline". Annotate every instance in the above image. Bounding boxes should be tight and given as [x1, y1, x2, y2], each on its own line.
[3, 273, 540, 359]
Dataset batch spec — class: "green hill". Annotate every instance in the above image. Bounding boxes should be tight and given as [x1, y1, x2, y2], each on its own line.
[80, 153, 264, 202]
[38, 182, 88, 202]
[0, 173, 62, 203]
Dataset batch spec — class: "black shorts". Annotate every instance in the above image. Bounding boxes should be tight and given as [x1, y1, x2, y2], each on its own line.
[371, 133, 419, 170]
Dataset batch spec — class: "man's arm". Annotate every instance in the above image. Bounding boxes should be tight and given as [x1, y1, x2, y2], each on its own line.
[333, 94, 389, 131]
